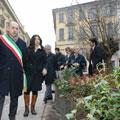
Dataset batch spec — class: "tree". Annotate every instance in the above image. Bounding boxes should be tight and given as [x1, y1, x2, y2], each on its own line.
[70, 0, 120, 71]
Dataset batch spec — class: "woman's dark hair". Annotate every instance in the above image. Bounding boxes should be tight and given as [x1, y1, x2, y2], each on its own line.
[90, 37, 98, 45]
[65, 47, 71, 52]
[29, 34, 42, 51]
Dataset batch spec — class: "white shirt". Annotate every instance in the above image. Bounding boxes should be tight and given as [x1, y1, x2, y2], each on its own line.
[35, 45, 41, 52]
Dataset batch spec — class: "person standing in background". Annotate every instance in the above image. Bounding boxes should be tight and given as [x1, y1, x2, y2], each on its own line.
[89, 38, 104, 75]
[71, 48, 86, 76]
[44, 45, 56, 104]
[55, 47, 65, 79]
[64, 47, 73, 68]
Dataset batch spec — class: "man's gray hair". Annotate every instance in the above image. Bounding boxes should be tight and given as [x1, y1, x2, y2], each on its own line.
[7, 21, 18, 27]
[44, 44, 51, 49]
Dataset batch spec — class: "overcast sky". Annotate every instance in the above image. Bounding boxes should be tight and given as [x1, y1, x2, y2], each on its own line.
[8, 0, 94, 51]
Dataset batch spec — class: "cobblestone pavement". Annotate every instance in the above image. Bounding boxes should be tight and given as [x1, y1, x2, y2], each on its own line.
[1, 84, 63, 120]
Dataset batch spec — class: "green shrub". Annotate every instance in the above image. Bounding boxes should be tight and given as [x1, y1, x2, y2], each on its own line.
[55, 67, 120, 120]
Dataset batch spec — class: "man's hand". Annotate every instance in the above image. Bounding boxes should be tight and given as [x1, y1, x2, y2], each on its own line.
[42, 68, 47, 76]
[60, 65, 64, 69]
[73, 63, 79, 67]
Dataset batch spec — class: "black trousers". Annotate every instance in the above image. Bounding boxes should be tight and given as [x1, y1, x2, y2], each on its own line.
[0, 95, 18, 120]
[0, 95, 5, 120]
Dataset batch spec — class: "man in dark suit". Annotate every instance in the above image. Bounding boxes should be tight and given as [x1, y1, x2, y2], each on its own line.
[44, 45, 56, 104]
[64, 47, 73, 68]
[55, 47, 65, 79]
[89, 37, 104, 75]
[0, 21, 27, 120]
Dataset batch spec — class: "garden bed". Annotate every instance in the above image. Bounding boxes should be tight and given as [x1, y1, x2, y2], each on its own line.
[54, 68, 120, 120]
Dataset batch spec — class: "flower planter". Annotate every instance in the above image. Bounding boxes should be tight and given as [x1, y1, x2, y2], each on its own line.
[54, 86, 86, 120]
[54, 87, 74, 119]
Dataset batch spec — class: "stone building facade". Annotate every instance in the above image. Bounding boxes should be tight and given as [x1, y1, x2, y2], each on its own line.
[0, 0, 30, 43]
[53, 0, 120, 66]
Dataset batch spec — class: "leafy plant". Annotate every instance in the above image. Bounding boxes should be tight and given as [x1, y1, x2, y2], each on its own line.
[55, 67, 120, 120]
[113, 67, 120, 83]
[61, 67, 76, 81]
[83, 76, 120, 120]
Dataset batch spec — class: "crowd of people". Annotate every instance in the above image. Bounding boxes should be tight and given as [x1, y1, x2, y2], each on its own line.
[0, 21, 105, 120]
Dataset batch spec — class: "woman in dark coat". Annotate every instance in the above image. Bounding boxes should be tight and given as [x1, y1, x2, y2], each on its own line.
[24, 35, 47, 117]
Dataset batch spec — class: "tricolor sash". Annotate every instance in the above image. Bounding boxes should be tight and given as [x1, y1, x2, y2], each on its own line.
[0, 34, 27, 92]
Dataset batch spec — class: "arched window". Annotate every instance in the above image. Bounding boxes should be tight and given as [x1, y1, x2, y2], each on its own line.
[0, 15, 5, 28]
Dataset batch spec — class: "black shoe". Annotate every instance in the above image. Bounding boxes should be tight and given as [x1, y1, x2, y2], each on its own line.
[47, 96, 53, 100]
[52, 90, 55, 93]
[9, 117, 16, 120]
[43, 98, 47, 104]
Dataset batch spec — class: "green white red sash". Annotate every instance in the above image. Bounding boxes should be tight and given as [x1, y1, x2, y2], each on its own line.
[0, 34, 27, 92]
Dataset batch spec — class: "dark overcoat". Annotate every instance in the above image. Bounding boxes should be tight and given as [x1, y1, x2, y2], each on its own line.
[25, 47, 46, 91]
[44, 52, 56, 85]
[0, 37, 27, 97]
[55, 52, 65, 70]
[71, 54, 86, 76]
[64, 54, 73, 68]
[90, 45, 104, 70]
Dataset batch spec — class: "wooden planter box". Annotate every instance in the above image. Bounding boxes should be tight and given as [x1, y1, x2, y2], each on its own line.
[54, 86, 86, 120]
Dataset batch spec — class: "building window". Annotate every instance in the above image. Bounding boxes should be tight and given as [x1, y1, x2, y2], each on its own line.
[6, 22, 9, 28]
[111, 60, 115, 67]
[59, 28, 64, 40]
[59, 12, 64, 23]
[79, 11, 85, 20]
[0, 4, 3, 15]
[67, 8, 74, 23]
[106, 6, 110, 16]
[119, 42, 120, 50]
[68, 26, 74, 40]
[91, 24, 98, 37]
[105, 4, 116, 16]
[79, 27, 85, 39]
[88, 8, 97, 20]
[0, 15, 5, 28]
[106, 22, 113, 37]
[80, 48, 87, 56]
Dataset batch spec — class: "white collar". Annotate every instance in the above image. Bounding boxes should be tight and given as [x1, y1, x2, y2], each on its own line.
[7, 34, 18, 42]
[35, 45, 41, 52]
[92, 45, 95, 50]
